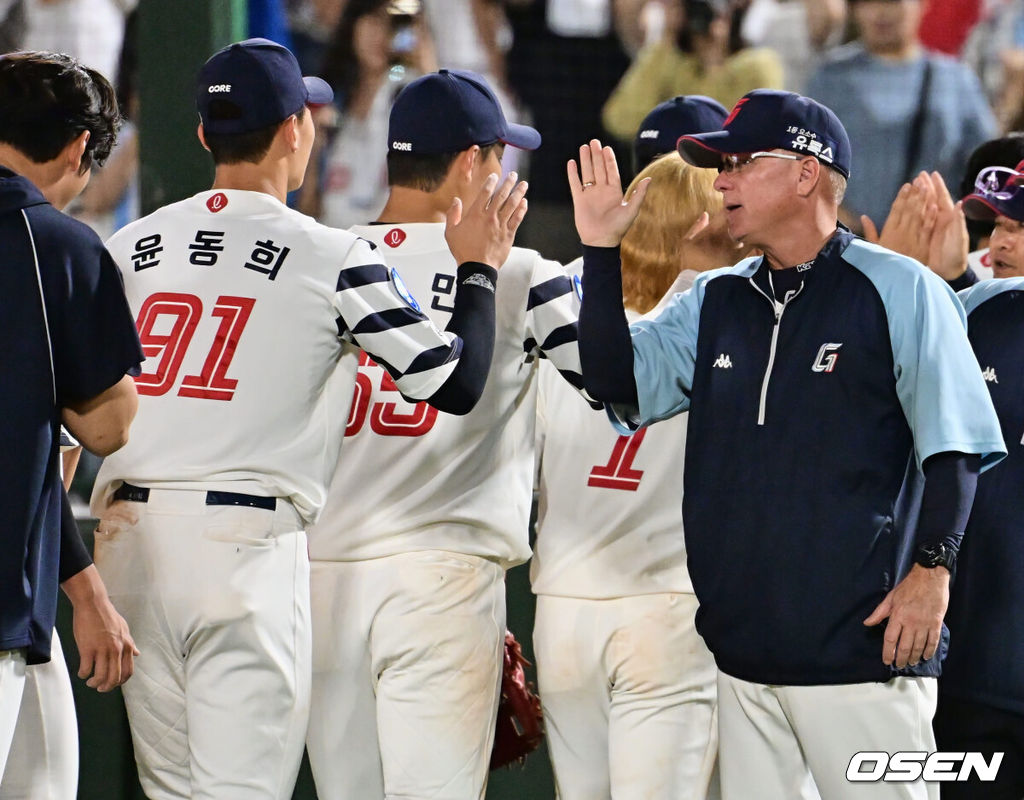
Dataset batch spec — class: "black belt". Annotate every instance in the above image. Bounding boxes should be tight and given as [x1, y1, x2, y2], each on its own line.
[113, 482, 277, 511]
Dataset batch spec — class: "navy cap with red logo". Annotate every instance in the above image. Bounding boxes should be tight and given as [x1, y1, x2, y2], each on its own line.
[963, 160, 1024, 222]
[677, 89, 852, 179]
[197, 38, 333, 135]
[388, 69, 540, 155]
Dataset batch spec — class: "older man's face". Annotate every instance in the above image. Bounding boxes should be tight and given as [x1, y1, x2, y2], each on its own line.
[712, 150, 808, 248]
[854, 0, 921, 57]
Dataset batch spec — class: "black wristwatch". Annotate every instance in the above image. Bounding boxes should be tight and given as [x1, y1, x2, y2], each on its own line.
[914, 542, 957, 574]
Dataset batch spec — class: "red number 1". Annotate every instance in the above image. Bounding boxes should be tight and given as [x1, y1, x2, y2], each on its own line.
[134, 292, 254, 401]
[587, 428, 648, 491]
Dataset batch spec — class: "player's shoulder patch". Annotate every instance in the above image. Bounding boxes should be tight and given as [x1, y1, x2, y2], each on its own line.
[390, 267, 422, 312]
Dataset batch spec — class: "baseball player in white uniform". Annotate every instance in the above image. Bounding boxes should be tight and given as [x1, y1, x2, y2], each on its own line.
[89, 40, 526, 800]
[532, 152, 745, 800]
[304, 69, 589, 800]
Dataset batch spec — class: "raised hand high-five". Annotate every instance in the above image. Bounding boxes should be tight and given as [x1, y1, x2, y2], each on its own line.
[567, 140, 650, 247]
[446, 171, 529, 269]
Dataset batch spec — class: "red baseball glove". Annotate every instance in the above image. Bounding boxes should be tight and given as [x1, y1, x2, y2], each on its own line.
[489, 630, 544, 770]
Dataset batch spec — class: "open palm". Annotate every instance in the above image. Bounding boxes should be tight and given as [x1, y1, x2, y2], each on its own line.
[567, 139, 650, 247]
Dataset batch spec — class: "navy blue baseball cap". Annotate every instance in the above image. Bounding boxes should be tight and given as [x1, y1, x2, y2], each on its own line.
[634, 95, 728, 172]
[388, 69, 540, 155]
[963, 161, 1024, 222]
[197, 38, 333, 135]
[677, 89, 852, 179]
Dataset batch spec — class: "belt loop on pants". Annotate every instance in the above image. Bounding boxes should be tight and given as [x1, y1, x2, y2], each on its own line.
[113, 482, 278, 511]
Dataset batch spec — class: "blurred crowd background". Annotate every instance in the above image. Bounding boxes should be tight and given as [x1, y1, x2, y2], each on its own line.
[9, 0, 1022, 504]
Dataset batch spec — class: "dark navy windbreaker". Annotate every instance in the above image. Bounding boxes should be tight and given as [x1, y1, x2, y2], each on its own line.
[610, 230, 1005, 685]
[0, 168, 141, 664]
[941, 277, 1024, 713]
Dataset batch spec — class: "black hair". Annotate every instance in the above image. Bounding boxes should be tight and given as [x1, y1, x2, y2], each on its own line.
[203, 105, 306, 165]
[0, 51, 121, 172]
[958, 133, 1024, 249]
[387, 142, 503, 191]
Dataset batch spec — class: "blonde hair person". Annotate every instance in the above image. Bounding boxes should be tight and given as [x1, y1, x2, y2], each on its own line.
[620, 151, 747, 314]
[530, 153, 748, 800]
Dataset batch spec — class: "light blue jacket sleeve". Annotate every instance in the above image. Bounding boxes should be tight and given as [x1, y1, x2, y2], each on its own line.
[958, 276, 1024, 314]
[605, 258, 761, 433]
[843, 240, 1006, 471]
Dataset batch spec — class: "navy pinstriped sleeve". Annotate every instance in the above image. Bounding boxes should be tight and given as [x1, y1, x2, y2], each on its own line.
[332, 238, 496, 414]
[523, 254, 598, 405]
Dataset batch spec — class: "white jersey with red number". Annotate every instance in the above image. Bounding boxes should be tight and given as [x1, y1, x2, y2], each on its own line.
[91, 190, 469, 524]
[530, 284, 695, 599]
[307, 222, 587, 567]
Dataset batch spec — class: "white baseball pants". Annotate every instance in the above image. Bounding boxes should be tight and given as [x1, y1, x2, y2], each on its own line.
[306, 551, 506, 800]
[717, 672, 939, 800]
[94, 489, 310, 800]
[0, 631, 78, 799]
[533, 592, 719, 800]
[0, 648, 27, 783]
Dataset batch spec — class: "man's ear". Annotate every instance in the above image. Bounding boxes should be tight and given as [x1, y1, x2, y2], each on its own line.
[65, 130, 89, 174]
[457, 145, 481, 182]
[197, 122, 211, 153]
[281, 114, 301, 152]
[796, 156, 820, 199]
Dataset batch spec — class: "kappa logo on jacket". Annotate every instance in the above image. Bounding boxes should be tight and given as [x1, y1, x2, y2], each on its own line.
[982, 366, 999, 384]
[712, 353, 733, 369]
[812, 343, 843, 373]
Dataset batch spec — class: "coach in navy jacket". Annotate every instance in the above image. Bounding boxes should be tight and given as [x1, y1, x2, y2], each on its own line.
[570, 90, 1006, 800]
[931, 166, 1024, 799]
[0, 52, 142, 779]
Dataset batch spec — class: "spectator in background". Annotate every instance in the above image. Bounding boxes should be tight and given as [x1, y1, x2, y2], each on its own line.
[505, 0, 631, 264]
[601, 0, 783, 143]
[287, 0, 346, 72]
[806, 0, 996, 231]
[740, 0, 846, 91]
[300, 0, 437, 227]
[962, 0, 1024, 132]
[74, 7, 139, 241]
[0, 0, 136, 81]
[918, 0, 982, 56]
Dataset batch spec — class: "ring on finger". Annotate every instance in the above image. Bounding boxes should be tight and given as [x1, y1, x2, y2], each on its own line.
[582, 181, 596, 190]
